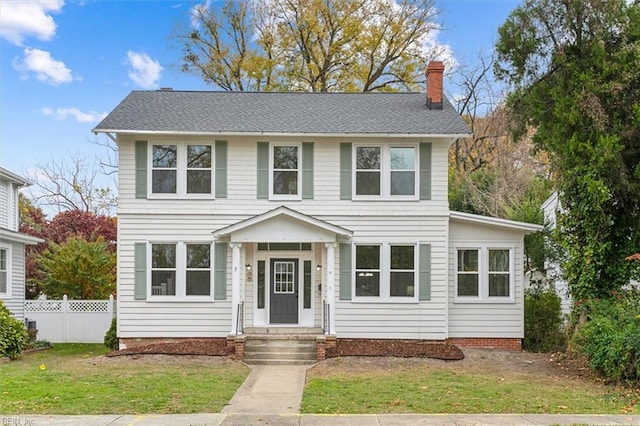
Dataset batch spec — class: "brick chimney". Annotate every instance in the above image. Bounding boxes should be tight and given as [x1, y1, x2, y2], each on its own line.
[426, 61, 444, 110]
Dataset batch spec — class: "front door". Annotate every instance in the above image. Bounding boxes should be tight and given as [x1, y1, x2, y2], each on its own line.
[270, 258, 298, 324]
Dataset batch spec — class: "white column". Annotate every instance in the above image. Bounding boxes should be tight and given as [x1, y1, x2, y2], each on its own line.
[230, 243, 242, 335]
[325, 243, 336, 335]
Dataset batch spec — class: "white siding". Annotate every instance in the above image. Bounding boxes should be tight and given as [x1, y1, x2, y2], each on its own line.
[0, 181, 8, 230]
[448, 221, 525, 338]
[116, 135, 451, 216]
[116, 134, 451, 339]
[0, 241, 26, 322]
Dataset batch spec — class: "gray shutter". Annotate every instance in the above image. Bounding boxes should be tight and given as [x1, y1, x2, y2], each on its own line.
[214, 243, 228, 300]
[134, 243, 147, 300]
[215, 141, 227, 198]
[135, 141, 148, 199]
[340, 143, 352, 199]
[257, 142, 269, 199]
[419, 243, 431, 301]
[339, 243, 352, 300]
[420, 142, 432, 200]
[302, 142, 314, 199]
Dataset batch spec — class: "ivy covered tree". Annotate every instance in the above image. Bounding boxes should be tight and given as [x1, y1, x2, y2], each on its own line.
[495, 0, 640, 302]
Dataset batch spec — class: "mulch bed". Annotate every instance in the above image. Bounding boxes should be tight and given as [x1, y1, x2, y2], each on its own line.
[106, 339, 230, 357]
[326, 339, 464, 361]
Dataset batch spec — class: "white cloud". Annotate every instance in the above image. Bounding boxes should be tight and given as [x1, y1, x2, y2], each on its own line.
[42, 107, 107, 123]
[13, 48, 73, 85]
[127, 51, 163, 89]
[420, 28, 457, 71]
[0, 0, 64, 45]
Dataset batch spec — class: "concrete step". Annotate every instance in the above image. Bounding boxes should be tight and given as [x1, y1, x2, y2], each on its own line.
[244, 351, 316, 361]
[242, 333, 320, 365]
[244, 359, 316, 366]
[244, 327, 323, 335]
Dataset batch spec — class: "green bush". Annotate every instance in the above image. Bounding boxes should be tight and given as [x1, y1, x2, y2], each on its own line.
[0, 301, 29, 360]
[524, 283, 565, 352]
[571, 289, 640, 383]
[104, 317, 118, 350]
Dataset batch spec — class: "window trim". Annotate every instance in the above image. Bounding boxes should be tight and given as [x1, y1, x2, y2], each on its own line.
[147, 142, 215, 199]
[352, 143, 419, 201]
[147, 241, 214, 301]
[269, 142, 302, 200]
[454, 245, 515, 303]
[352, 242, 418, 303]
[0, 245, 10, 298]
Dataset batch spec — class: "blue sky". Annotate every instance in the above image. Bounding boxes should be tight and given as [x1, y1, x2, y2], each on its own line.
[0, 0, 520, 176]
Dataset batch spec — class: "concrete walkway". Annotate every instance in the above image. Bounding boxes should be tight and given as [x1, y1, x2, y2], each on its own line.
[222, 364, 308, 415]
[4, 364, 640, 425]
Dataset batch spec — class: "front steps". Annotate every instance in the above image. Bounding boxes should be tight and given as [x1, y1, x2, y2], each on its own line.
[241, 328, 324, 365]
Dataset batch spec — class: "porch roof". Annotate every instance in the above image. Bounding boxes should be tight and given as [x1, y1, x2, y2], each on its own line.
[212, 206, 353, 243]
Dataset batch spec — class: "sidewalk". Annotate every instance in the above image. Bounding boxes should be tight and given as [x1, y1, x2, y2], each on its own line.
[8, 413, 640, 425]
[3, 363, 639, 425]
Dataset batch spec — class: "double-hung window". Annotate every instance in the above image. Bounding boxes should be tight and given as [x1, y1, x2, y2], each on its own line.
[455, 246, 514, 302]
[354, 243, 416, 301]
[150, 143, 213, 196]
[354, 145, 417, 199]
[150, 242, 212, 298]
[271, 144, 300, 198]
[0, 247, 8, 296]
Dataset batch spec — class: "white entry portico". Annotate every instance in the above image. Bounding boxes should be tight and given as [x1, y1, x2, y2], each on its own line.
[212, 206, 352, 335]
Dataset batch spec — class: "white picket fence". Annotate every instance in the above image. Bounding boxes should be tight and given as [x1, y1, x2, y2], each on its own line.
[24, 295, 115, 343]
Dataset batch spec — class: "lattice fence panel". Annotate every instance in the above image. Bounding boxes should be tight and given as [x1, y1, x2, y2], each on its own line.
[68, 301, 110, 312]
[25, 301, 63, 312]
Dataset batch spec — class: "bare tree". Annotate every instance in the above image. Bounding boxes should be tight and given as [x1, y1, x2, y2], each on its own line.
[26, 153, 116, 217]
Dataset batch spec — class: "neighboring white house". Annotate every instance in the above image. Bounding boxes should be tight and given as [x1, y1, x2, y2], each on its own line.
[0, 167, 43, 321]
[93, 61, 542, 356]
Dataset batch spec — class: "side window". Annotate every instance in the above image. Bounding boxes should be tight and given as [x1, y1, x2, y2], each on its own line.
[455, 247, 513, 301]
[355, 147, 381, 196]
[457, 249, 479, 297]
[272, 145, 299, 196]
[0, 248, 8, 295]
[151, 244, 177, 296]
[152, 145, 177, 194]
[488, 249, 510, 297]
[186, 145, 212, 194]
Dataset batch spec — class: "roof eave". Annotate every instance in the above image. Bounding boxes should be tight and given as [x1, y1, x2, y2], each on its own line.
[92, 129, 472, 139]
[450, 211, 544, 234]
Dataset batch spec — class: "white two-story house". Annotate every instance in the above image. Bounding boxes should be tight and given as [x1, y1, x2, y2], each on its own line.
[0, 167, 43, 321]
[94, 62, 541, 358]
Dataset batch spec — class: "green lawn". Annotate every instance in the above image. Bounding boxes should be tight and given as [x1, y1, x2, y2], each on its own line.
[302, 366, 640, 414]
[0, 344, 249, 415]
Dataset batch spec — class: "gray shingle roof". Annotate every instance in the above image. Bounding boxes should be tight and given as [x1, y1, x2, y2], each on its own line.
[93, 91, 470, 136]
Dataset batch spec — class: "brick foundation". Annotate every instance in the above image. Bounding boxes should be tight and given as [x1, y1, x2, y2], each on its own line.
[446, 337, 522, 351]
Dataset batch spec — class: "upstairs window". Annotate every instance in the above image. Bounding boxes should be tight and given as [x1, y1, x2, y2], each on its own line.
[353, 145, 417, 199]
[152, 145, 177, 194]
[455, 246, 514, 302]
[150, 143, 213, 196]
[187, 145, 212, 194]
[271, 144, 300, 198]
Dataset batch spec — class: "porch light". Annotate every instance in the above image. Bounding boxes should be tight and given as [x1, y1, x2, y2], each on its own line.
[245, 264, 252, 271]
[316, 264, 322, 271]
